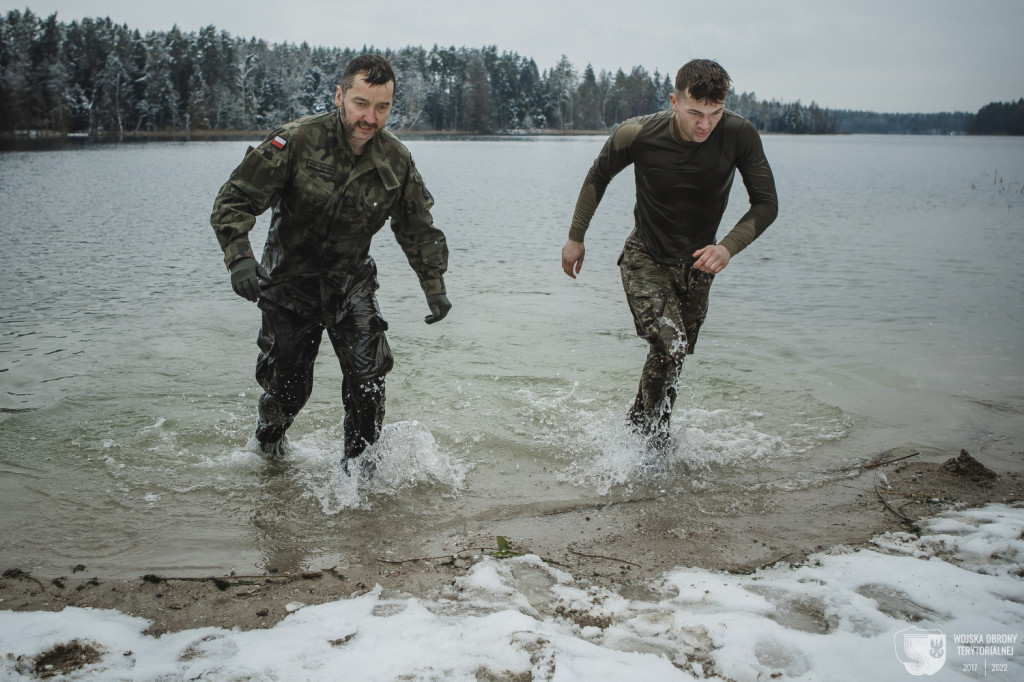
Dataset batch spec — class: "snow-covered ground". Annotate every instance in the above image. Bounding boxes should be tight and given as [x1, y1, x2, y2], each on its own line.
[2, 504, 1022, 681]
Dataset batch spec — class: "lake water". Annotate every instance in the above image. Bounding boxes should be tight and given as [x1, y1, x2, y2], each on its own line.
[1, 134, 1022, 577]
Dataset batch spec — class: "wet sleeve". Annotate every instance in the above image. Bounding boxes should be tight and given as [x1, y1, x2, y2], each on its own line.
[718, 122, 779, 257]
[390, 163, 449, 296]
[210, 136, 291, 269]
[568, 122, 638, 242]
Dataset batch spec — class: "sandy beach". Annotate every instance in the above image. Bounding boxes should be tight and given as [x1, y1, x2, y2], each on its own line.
[3, 449, 1020, 642]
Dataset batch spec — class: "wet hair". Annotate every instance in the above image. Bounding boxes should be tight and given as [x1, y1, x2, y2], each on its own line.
[674, 59, 731, 104]
[340, 54, 396, 92]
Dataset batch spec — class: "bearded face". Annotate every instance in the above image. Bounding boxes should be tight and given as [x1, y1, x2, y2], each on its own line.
[335, 75, 394, 151]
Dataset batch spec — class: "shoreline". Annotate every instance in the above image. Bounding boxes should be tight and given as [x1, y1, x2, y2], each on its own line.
[0, 128, 610, 151]
[2, 451, 1021, 637]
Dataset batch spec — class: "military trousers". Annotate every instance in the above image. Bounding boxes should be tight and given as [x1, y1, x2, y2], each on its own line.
[618, 239, 714, 441]
[254, 297, 395, 460]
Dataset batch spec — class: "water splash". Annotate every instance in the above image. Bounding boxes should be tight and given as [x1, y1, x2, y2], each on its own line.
[281, 420, 469, 515]
[520, 379, 851, 496]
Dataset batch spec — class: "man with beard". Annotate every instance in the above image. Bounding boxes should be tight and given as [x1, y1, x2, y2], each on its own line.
[211, 54, 450, 474]
[560, 59, 777, 452]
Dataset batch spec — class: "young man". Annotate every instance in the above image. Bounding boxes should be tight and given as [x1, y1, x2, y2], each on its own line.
[561, 58, 778, 450]
[211, 54, 451, 472]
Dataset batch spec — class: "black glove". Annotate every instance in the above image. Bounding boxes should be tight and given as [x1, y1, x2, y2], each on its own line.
[424, 293, 451, 324]
[229, 258, 269, 302]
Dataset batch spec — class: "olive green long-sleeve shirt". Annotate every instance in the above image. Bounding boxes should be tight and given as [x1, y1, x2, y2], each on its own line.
[211, 110, 448, 324]
[570, 110, 778, 264]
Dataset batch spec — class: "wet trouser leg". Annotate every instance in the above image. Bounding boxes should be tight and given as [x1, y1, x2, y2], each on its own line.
[628, 351, 681, 440]
[326, 295, 394, 461]
[254, 302, 324, 447]
[619, 241, 714, 444]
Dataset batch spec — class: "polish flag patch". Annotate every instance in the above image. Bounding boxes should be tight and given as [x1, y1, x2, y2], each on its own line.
[271, 135, 287, 149]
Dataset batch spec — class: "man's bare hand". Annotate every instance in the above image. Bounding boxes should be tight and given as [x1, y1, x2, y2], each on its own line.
[561, 239, 585, 279]
[692, 244, 730, 274]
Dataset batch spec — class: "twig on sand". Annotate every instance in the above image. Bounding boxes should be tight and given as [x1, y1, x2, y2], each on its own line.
[875, 484, 916, 526]
[2, 569, 46, 589]
[568, 549, 641, 567]
[875, 489, 941, 500]
[864, 451, 920, 469]
[138, 571, 328, 591]
[841, 484, 938, 500]
[376, 547, 496, 565]
[727, 552, 795, 575]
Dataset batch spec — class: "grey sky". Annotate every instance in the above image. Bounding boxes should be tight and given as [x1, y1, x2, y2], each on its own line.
[4, 0, 1022, 113]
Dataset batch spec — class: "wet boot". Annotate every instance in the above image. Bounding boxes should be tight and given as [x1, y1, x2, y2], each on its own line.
[627, 383, 677, 455]
[645, 418, 674, 454]
[255, 394, 297, 460]
[342, 453, 378, 479]
[340, 375, 386, 477]
[255, 423, 290, 460]
[341, 432, 379, 478]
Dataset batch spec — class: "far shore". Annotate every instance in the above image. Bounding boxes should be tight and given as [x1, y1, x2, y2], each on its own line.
[0, 127, 610, 149]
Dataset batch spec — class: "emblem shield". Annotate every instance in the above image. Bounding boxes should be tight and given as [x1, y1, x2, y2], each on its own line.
[894, 626, 947, 676]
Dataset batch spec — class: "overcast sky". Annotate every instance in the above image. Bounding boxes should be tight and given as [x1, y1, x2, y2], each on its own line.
[4, 0, 1022, 113]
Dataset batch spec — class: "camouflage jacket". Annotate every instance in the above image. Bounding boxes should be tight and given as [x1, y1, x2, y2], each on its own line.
[211, 110, 448, 324]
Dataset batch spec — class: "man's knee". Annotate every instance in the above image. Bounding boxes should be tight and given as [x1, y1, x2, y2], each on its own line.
[255, 355, 316, 406]
[345, 374, 387, 403]
[647, 317, 688, 366]
[333, 330, 394, 382]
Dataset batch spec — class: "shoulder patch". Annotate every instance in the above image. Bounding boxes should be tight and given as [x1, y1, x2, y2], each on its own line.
[271, 135, 287, 149]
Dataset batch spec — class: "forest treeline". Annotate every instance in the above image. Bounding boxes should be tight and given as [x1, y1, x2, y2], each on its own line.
[1, 10, 1020, 138]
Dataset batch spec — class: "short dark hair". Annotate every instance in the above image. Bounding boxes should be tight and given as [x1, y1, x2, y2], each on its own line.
[341, 54, 395, 92]
[675, 59, 731, 103]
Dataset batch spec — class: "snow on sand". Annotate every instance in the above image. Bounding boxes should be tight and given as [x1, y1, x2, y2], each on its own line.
[2, 504, 1022, 680]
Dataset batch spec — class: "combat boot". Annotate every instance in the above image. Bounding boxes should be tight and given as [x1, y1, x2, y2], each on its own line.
[255, 420, 291, 460]
[342, 453, 378, 479]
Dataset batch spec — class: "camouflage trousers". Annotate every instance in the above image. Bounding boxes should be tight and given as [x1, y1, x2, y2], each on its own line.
[618, 239, 714, 443]
[254, 296, 394, 461]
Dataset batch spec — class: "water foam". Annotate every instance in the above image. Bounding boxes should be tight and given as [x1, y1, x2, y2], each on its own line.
[521, 379, 851, 496]
[282, 420, 469, 515]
